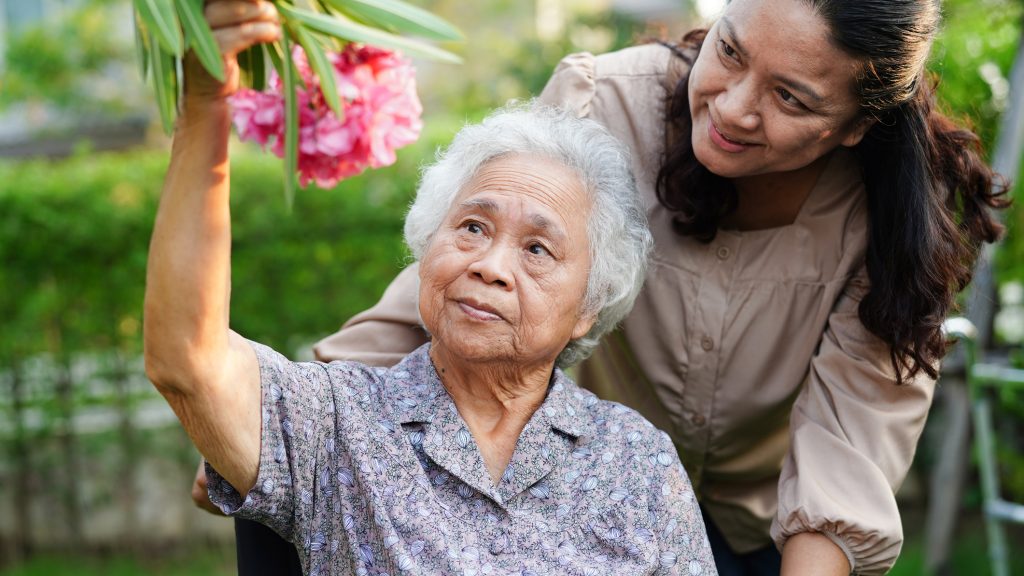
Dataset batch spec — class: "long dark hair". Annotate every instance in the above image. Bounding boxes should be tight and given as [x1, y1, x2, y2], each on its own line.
[656, 1, 1010, 384]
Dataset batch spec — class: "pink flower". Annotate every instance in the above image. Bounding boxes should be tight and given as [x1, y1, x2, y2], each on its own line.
[228, 44, 423, 189]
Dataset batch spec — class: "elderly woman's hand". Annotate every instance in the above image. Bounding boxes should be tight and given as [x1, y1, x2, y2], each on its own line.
[185, 0, 280, 106]
[191, 458, 226, 516]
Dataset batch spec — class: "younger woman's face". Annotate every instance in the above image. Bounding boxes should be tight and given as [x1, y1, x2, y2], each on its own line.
[688, 0, 872, 180]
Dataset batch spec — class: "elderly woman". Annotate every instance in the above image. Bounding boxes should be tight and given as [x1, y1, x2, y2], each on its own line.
[142, 8, 717, 573]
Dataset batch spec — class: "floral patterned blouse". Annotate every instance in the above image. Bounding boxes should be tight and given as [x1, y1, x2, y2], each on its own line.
[207, 342, 717, 576]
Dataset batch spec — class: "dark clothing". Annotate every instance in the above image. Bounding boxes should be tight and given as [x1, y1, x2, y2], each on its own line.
[234, 518, 302, 576]
[704, 506, 781, 576]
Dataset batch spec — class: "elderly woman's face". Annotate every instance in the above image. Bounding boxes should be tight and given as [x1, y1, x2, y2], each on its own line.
[418, 154, 595, 367]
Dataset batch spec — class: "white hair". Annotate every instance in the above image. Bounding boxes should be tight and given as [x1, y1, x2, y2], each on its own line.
[404, 101, 652, 367]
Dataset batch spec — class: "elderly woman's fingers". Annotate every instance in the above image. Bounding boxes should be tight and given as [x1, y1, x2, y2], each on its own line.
[191, 458, 226, 516]
[212, 21, 281, 58]
[204, 0, 278, 30]
[204, 0, 280, 58]
[182, 0, 280, 103]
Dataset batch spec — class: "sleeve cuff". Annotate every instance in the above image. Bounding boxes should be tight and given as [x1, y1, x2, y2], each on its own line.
[774, 530, 855, 575]
[820, 530, 856, 574]
[205, 460, 253, 516]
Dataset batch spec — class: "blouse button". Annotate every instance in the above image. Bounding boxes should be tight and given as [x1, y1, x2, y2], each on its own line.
[700, 336, 715, 351]
[716, 246, 731, 260]
[692, 414, 707, 427]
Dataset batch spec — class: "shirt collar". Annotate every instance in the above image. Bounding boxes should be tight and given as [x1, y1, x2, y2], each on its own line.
[381, 344, 596, 440]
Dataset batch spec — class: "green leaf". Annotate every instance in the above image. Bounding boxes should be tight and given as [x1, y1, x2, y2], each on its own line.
[147, 32, 177, 135]
[291, 24, 344, 120]
[276, 4, 462, 64]
[134, 0, 184, 57]
[173, 0, 224, 82]
[133, 12, 150, 78]
[265, 40, 286, 81]
[281, 31, 299, 208]
[322, 0, 462, 41]
[238, 45, 267, 90]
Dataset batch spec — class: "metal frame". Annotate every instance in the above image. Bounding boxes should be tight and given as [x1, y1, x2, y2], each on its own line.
[943, 317, 1024, 576]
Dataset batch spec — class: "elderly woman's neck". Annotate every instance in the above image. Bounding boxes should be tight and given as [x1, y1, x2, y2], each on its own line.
[429, 344, 553, 484]
[430, 345, 552, 418]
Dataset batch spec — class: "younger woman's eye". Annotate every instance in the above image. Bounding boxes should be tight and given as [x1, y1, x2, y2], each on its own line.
[776, 88, 806, 109]
[718, 39, 738, 59]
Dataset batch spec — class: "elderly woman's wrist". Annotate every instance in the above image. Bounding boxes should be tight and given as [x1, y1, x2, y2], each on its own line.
[170, 99, 233, 147]
[179, 96, 230, 124]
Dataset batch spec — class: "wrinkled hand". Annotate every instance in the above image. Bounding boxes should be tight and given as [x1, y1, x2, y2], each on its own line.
[191, 458, 226, 516]
[185, 0, 281, 105]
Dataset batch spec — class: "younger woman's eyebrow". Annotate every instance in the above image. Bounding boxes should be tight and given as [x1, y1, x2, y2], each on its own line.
[774, 75, 825, 104]
[720, 16, 824, 104]
[720, 17, 747, 56]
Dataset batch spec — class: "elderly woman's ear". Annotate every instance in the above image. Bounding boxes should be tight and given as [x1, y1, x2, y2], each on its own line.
[571, 310, 598, 341]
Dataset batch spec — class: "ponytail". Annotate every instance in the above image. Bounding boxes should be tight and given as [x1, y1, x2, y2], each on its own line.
[855, 77, 1009, 383]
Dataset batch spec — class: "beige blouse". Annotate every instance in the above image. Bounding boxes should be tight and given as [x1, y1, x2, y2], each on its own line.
[313, 44, 935, 574]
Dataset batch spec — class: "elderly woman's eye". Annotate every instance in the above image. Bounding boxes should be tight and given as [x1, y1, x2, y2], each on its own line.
[465, 222, 483, 234]
[527, 243, 550, 257]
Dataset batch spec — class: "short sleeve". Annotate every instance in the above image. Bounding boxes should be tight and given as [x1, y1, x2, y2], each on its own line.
[538, 52, 597, 117]
[771, 267, 935, 574]
[648, 431, 718, 575]
[206, 341, 334, 543]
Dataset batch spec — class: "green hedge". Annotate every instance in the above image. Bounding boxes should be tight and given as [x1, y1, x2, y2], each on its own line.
[0, 118, 466, 363]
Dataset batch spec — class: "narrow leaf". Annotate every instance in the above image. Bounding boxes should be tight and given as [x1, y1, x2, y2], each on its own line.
[323, 0, 463, 41]
[238, 44, 269, 91]
[148, 33, 177, 135]
[174, 0, 224, 82]
[251, 45, 268, 91]
[134, 0, 184, 56]
[133, 12, 150, 78]
[281, 31, 299, 208]
[276, 4, 461, 64]
[291, 25, 343, 120]
[266, 40, 286, 82]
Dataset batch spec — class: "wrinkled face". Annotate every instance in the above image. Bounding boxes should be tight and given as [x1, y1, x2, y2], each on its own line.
[688, 0, 872, 179]
[418, 154, 595, 368]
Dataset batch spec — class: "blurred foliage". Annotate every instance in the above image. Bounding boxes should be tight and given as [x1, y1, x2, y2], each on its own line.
[414, 0, 654, 117]
[498, 10, 650, 101]
[0, 0, 131, 111]
[928, 0, 1024, 290]
[0, 548, 235, 576]
[930, 0, 1023, 154]
[926, 0, 1024, 506]
[0, 126, 469, 362]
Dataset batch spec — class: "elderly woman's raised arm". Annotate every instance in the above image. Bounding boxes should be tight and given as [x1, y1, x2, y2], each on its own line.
[143, 0, 281, 496]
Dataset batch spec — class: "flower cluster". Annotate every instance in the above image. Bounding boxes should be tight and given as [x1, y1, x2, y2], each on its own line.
[229, 44, 423, 188]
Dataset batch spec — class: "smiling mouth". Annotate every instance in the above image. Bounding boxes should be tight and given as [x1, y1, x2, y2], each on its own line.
[708, 118, 756, 152]
[456, 299, 505, 322]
